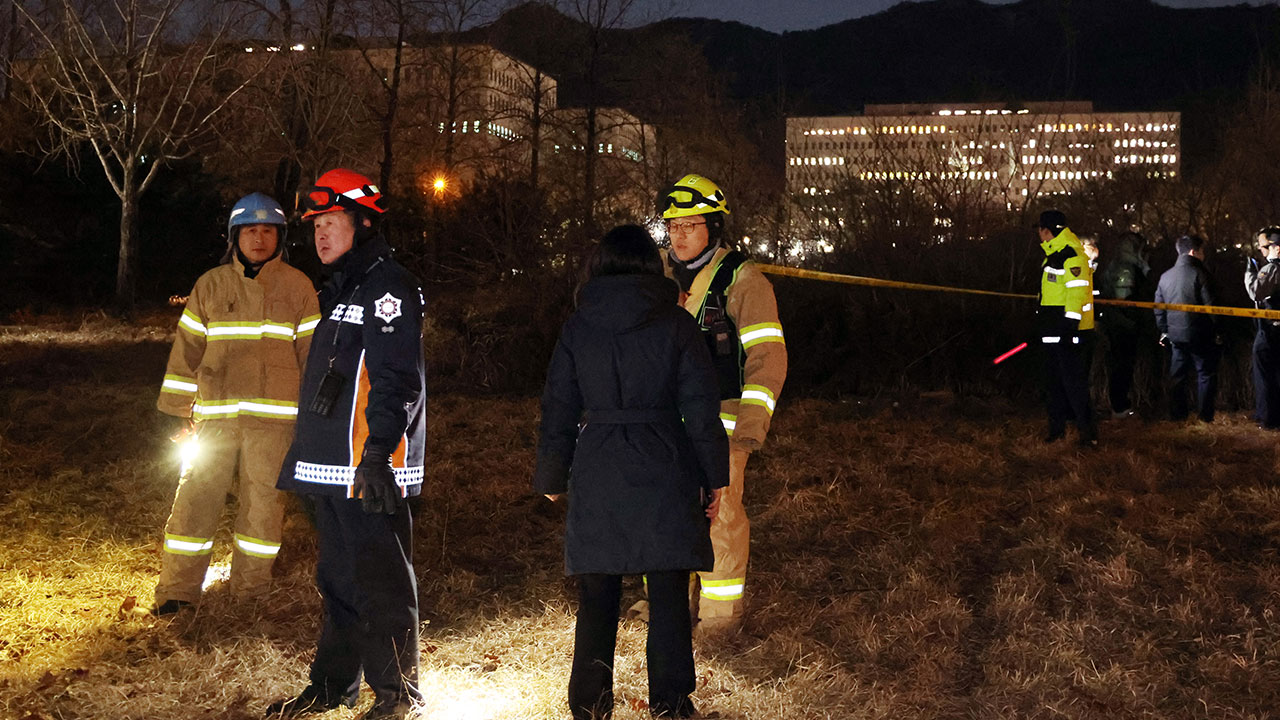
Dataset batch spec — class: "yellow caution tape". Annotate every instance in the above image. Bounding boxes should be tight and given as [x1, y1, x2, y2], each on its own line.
[758, 263, 1280, 322]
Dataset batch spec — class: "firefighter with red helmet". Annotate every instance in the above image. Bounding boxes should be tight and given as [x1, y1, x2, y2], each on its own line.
[267, 169, 426, 720]
[656, 174, 787, 637]
[153, 192, 319, 616]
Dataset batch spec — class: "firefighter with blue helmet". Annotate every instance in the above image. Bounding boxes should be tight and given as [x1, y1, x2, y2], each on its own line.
[153, 192, 320, 615]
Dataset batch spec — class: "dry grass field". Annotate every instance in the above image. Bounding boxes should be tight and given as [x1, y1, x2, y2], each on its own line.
[2, 315, 1279, 720]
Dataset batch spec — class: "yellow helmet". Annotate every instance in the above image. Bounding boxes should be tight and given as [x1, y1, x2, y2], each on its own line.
[660, 174, 730, 219]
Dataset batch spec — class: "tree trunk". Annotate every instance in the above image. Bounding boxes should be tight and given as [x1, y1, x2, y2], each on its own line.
[443, 45, 459, 171]
[584, 105, 597, 239]
[529, 69, 542, 189]
[116, 175, 139, 313]
[1, 0, 15, 103]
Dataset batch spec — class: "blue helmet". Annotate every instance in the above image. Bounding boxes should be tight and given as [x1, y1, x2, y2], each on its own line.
[227, 192, 288, 243]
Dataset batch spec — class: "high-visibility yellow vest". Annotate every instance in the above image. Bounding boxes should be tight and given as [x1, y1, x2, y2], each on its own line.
[1039, 228, 1095, 331]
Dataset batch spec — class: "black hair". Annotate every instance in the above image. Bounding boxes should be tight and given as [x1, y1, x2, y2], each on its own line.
[1176, 234, 1205, 255]
[1259, 226, 1280, 243]
[1038, 209, 1068, 234]
[588, 224, 663, 279]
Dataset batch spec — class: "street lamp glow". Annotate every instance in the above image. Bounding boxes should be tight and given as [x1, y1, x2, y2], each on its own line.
[433, 177, 447, 194]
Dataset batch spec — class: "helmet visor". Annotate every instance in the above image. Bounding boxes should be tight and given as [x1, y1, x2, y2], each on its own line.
[302, 184, 382, 216]
[662, 186, 722, 213]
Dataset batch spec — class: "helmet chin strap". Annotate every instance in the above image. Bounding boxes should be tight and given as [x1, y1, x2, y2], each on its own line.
[669, 240, 720, 292]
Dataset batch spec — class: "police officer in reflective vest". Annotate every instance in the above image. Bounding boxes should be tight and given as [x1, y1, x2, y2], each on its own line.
[656, 174, 787, 636]
[1036, 209, 1098, 447]
[268, 169, 426, 720]
[153, 193, 319, 615]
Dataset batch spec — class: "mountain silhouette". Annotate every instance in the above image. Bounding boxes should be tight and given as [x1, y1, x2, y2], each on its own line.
[480, 0, 1280, 169]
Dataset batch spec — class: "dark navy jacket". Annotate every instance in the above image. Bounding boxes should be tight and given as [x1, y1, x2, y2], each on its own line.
[1154, 254, 1218, 345]
[534, 273, 729, 576]
[278, 236, 426, 498]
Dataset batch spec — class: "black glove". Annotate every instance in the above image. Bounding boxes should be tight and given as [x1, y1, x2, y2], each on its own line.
[352, 444, 400, 515]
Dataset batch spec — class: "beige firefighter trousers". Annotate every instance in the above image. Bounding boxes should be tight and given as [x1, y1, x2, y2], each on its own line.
[155, 423, 291, 604]
[694, 446, 751, 620]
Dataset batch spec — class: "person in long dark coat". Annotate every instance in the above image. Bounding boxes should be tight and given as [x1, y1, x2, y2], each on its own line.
[534, 224, 729, 720]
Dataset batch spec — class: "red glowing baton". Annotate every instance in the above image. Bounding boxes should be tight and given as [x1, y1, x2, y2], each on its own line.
[992, 342, 1028, 365]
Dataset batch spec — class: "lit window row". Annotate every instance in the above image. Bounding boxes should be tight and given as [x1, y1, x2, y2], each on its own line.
[1020, 155, 1084, 165]
[792, 157, 847, 166]
[1114, 139, 1172, 148]
[803, 127, 868, 136]
[438, 120, 484, 134]
[1114, 154, 1177, 164]
[487, 122, 520, 141]
[880, 125, 950, 135]
[937, 109, 1027, 116]
[1026, 170, 1102, 180]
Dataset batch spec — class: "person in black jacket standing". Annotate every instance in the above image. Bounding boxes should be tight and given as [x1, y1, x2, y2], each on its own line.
[1096, 232, 1151, 418]
[268, 169, 426, 720]
[535, 225, 728, 720]
[1246, 226, 1280, 429]
[1154, 235, 1220, 423]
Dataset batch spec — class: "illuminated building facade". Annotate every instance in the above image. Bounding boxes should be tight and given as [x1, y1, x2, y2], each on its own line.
[787, 102, 1181, 205]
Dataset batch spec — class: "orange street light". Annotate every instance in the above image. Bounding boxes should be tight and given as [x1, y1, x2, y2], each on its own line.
[433, 176, 448, 194]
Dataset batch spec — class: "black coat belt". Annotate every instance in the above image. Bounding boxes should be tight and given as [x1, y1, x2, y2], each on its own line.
[583, 408, 682, 424]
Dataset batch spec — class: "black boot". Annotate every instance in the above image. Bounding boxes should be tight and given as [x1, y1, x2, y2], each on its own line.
[265, 686, 358, 718]
[151, 599, 193, 616]
[359, 699, 412, 720]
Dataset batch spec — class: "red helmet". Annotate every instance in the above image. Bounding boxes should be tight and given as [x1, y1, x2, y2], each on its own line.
[301, 168, 387, 219]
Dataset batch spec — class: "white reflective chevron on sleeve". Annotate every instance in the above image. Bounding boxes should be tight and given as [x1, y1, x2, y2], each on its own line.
[1065, 280, 1090, 288]
[1042, 336, 1061, 343]
[1065, 311, 1083, 320]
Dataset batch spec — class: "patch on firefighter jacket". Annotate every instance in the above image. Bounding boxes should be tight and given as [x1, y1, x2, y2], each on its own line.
[1070, 266, 1082, 277]
[373, 293, 403, 323]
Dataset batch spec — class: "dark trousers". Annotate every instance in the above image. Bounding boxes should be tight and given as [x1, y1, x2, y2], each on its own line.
[1043, 334, 1095, 437]
[1169, 340, 1221, 422]
[1103, 325, 1139, 413]
[1254, 326, 1280, 427]
[570, 571, 695, 720]
[308, 495, 421, 706]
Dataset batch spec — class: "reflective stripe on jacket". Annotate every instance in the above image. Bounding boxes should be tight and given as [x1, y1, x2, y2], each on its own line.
[158, 256, 320, 424]
[677, 246, 787, 449]
[1039, 228, 1095, 331]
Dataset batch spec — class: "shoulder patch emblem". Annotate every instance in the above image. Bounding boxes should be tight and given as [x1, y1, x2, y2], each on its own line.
[373, 292, 402, 323]
[1071, 267, 1082, 277]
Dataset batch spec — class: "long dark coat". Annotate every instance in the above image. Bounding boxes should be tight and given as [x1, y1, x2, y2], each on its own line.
[1154, 254, 1218, 344]
[534, 273, 730, 576]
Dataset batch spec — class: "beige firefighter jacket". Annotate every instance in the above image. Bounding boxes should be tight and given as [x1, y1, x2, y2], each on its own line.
[674, 245, 787, 450]
[158, 255, 320, 425]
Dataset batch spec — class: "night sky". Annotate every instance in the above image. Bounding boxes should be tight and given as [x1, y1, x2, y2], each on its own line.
[654, 0, 1275, 33]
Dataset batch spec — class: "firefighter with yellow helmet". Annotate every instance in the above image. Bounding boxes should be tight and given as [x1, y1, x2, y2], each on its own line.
[153, 192, 320, 615]
[657, 174, 787, 636]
